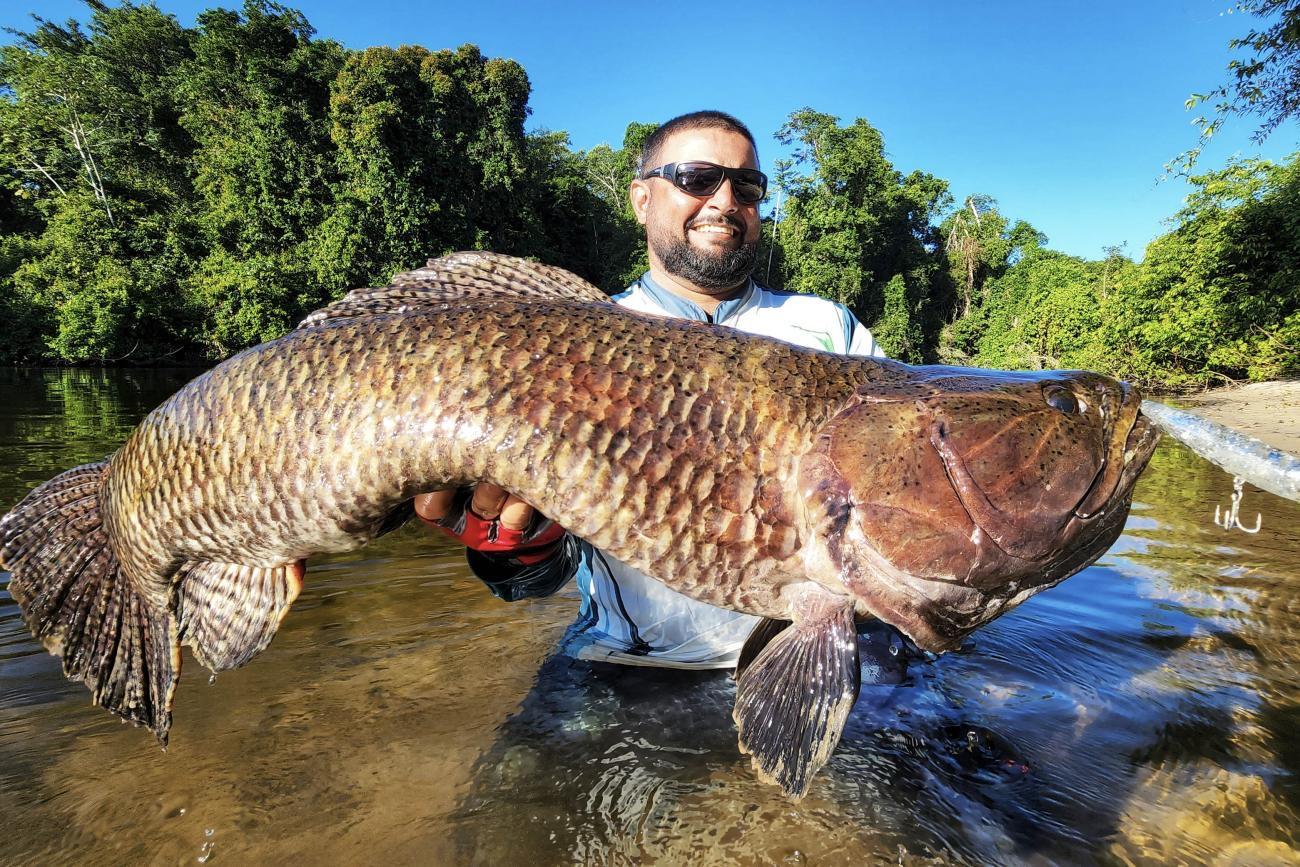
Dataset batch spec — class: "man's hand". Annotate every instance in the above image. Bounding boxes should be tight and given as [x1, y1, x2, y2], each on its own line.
[414, 484, 565, 564]
[415, 483, 536, 531]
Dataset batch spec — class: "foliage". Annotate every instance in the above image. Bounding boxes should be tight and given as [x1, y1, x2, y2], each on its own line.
[1098, 156, 1299, 385]
[967, 248, 1110, 372]
[767, 109, 949, 362]
[1, 1, 197, 361]
[175, 1, 345, 353]
[952, 155, 1299, 387]
[313, 42, 534, 292]
[939, 195, 1045, 321]
[0, 234, 46, 363]
[1178, 0, 1300, 172]
[0, 2, 1295, 390]
[518, 124, 646, 291]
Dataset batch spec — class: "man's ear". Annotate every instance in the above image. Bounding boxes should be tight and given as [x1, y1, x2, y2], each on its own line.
[629, 180, 650, 225]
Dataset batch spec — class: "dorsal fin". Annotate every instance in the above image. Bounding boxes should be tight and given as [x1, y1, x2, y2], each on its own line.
[298, 251, 610, 328]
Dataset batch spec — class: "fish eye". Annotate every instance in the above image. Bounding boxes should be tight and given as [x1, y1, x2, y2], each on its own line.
[1044, 387, 1081, 414]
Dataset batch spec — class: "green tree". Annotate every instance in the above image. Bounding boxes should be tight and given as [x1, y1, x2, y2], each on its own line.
[514, 126, 642, 291]
[573, 121, 654, 288]
[1102, 155, 1299, 386]
[936, 198, 1048, 364]
[1, 0, 198, 361]
[176, 0, 345, 353]
[0, 2, 647, 360]
[970, 248, 1110, 372]
[313, 43, 534, 293]
[940, 195, 1046, 320]
[1180, 0, 1299, 171]
[770, 109, 949, 362]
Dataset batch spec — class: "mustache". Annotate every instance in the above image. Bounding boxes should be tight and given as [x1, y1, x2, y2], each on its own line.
[686, 215, 744, 233]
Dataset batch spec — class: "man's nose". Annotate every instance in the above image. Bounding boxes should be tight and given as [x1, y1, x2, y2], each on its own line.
[705, 177, 741, 212]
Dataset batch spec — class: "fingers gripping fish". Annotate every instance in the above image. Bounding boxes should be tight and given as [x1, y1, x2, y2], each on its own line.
[0, 253, 1159, 798]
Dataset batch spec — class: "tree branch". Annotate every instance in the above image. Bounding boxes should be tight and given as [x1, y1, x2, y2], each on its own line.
[20, 155, 67, 196]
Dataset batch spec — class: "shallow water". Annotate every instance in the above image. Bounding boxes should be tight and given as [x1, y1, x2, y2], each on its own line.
[1, 367, 1299, 866]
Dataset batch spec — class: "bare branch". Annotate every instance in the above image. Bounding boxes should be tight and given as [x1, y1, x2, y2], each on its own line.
[103, 340, 138, 363]
[63, 102, 115, 227]
[585, 165, 622, 201]
[20, 155, 67, 196]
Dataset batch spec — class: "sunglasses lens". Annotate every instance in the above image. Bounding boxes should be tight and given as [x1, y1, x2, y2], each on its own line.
[674, 164, 724, 196]
[731, 171, 766, 204]
[660, 163, 767, 204]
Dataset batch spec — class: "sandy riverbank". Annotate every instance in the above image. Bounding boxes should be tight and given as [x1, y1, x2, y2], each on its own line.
[1168, 380, 1300, 456]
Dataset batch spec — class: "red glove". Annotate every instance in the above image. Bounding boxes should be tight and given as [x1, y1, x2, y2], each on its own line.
[418, 508, 567, 565]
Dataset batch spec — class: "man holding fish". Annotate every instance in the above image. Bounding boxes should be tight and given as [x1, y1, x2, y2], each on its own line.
[415, 110, 886, 669]
[2, 104, 1155, 798]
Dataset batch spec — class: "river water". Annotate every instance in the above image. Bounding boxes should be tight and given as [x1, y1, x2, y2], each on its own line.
[1, 367, 1298, 866]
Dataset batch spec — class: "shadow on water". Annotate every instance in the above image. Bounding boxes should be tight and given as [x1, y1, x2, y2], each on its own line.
[2, 368, 1300, 865]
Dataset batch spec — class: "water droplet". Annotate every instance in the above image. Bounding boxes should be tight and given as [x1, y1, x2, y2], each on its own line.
[208, 674, 217, 685]
[888, 643, 900, 657]
[204, 828, 215, 837]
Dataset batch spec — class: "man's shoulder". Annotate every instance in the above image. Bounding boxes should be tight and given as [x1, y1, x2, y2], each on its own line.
[613, 278, 694, 318]
[750, 283, 852, 317]
[741, 283, 884, 358]
[737, 283, 861, 353]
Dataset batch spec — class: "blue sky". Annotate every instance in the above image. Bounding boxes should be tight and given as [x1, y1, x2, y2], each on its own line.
[6, 0, 1298, 261]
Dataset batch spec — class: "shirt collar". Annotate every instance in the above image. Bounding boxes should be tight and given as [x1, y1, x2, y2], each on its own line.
[637, 272, 756, 324]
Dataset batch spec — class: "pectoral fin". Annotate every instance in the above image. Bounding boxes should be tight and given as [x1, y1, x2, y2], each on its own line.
[732, 590, 859, 799]
[734, 616, 791, 681]
[176, 560, 304, 671]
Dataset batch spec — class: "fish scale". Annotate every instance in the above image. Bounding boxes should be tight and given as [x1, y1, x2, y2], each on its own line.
[0, 251, 1159, 798]
[103, 300, 859, 615]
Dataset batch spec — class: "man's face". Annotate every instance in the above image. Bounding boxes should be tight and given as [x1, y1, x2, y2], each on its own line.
[630, 127, 762, 294]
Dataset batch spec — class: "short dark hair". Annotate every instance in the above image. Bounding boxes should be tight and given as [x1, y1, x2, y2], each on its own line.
[637, 110, 759, 177]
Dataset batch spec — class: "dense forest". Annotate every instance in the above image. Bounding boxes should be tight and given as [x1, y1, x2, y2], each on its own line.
[1, 0, 1297, 388]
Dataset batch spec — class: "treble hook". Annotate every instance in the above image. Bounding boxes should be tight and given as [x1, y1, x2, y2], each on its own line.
[1214, 476, 1262, 534]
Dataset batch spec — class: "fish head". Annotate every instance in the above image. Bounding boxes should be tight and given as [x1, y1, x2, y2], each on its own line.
[798, 364, 1160, 652]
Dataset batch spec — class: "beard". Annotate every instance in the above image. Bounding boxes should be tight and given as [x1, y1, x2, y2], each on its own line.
[648, 218, 758, 293]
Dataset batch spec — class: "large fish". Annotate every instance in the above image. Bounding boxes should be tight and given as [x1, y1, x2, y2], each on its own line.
[0, 253, 1159, 797]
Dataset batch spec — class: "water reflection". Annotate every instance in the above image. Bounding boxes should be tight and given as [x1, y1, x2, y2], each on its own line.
[1, 368, 1299, 865]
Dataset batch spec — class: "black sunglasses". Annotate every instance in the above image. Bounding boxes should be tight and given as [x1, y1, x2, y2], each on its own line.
[641, 161, 768, 205]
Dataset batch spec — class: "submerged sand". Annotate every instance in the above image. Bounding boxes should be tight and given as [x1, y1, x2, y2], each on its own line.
[1170, 380, 1300, 457]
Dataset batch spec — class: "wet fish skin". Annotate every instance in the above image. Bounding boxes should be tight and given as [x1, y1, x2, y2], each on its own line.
[798, 365, 1157, 651]
[106, 295, 876, 614]
[0, 252, 1159, 798]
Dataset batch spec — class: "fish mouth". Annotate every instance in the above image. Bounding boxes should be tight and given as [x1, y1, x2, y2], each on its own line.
[1073, 388, 1160, 520]
[927, 398, 1160, 563]
[1110, 409, 1161, 503]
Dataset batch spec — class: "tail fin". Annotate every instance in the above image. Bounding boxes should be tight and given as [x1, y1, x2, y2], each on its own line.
[0, 461, 179, 742]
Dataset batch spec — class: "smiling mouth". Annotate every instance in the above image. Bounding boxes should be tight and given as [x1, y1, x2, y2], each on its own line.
[688, 221, 739, 239]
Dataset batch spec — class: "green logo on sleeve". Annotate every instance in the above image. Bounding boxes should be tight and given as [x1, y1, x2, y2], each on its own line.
[788, 324, 835, 351]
